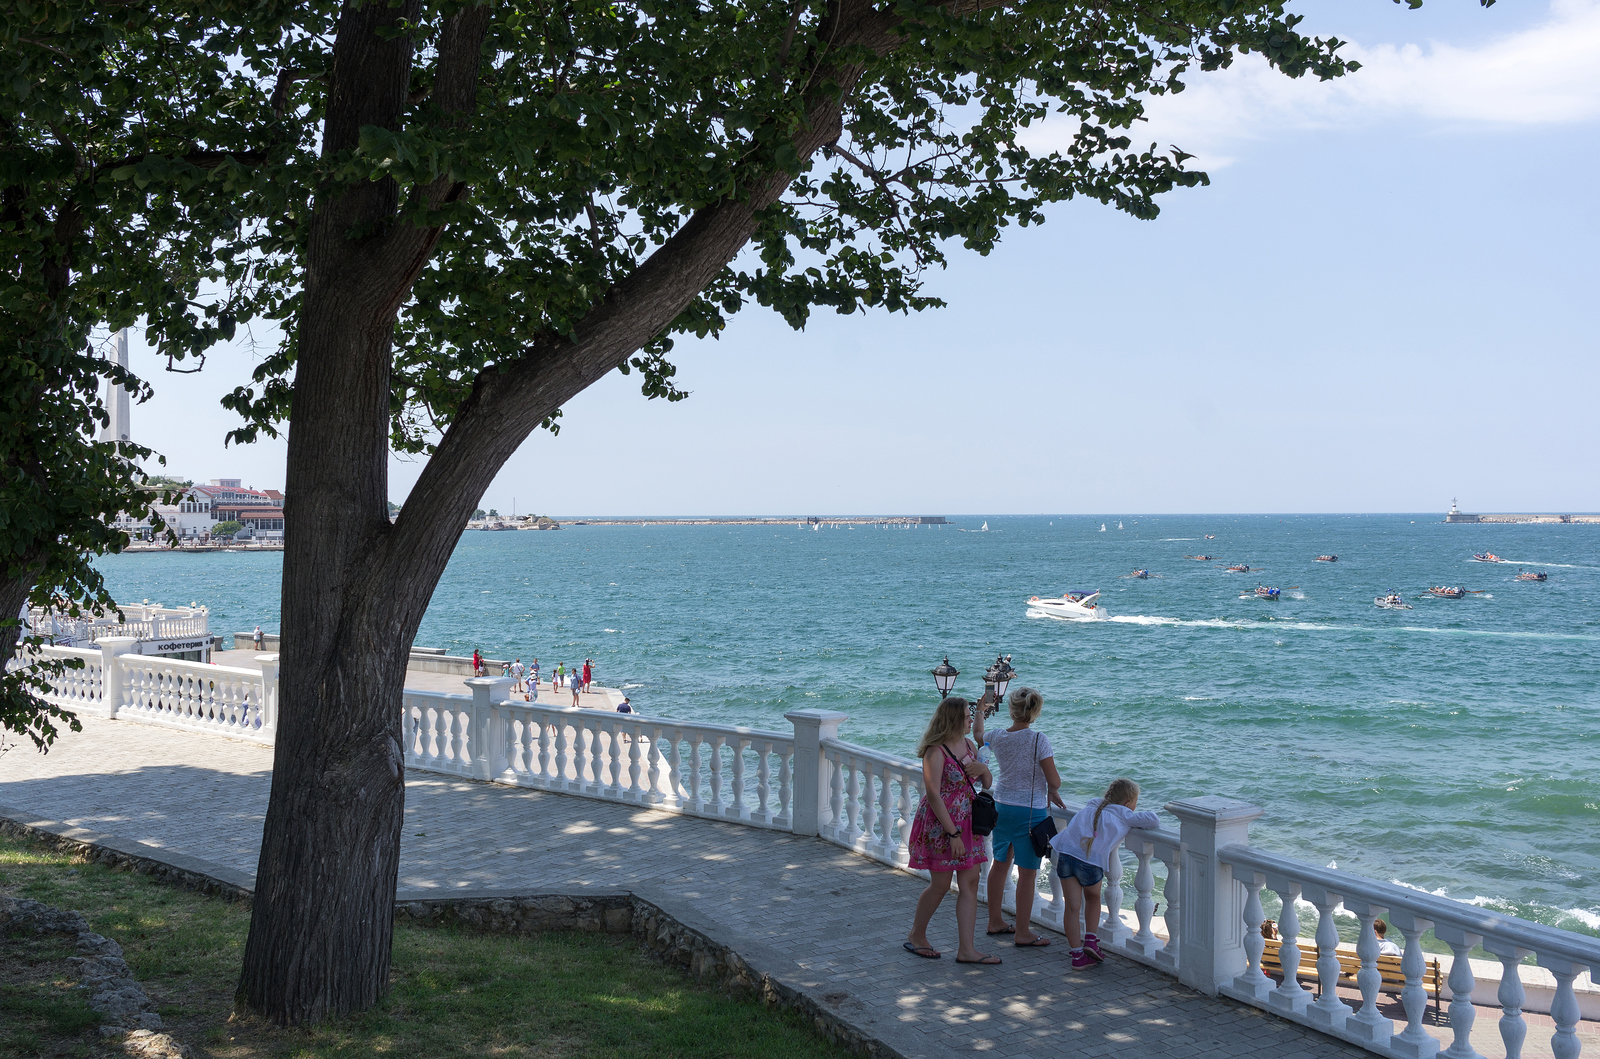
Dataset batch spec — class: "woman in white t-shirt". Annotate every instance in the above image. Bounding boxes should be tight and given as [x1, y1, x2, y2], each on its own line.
[973, 687, 1065, 947]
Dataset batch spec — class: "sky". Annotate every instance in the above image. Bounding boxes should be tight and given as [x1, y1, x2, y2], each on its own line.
[116, 0, 1600, 516]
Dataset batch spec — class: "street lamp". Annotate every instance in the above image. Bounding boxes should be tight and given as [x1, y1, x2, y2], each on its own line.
[984, 654, 1016, 703]
[931, 657, 960, 701]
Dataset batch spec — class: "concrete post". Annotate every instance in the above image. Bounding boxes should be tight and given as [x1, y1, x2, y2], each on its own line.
[1165, 795, 1264, 996]
[784, 709, 849, 837]
[255, 653, 280, 737]
[466, 677, 514, 780]
[96, 637, 140, 719]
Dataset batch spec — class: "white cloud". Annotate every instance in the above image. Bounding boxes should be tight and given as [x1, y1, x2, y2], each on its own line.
[1021, 0, 1600, 167]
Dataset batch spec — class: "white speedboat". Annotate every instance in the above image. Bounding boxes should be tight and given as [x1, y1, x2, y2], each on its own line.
[1026, 590, 1105, 620]
[1374, 594, 1412, 610]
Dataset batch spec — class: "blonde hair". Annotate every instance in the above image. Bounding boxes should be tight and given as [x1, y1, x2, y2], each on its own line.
[915, 697, 970, 759]
[1008, 686, 1043, 724]
[1082, 778, 1141, 856]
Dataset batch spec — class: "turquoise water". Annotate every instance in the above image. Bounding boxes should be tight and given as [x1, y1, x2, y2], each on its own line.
[94, 514, 1600, 936]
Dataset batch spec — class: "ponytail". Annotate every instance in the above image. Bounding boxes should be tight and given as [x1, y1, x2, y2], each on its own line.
[1081, 777, 1141, 856]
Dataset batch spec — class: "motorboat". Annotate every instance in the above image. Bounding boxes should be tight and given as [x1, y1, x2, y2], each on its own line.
[1027, 591, 1105, 620]
[1471, 553, 1505, 563]
[1129, 569, 1150, 579]
[1254, 585, 1280, 600]
[1428, 586, 1467, 599]
[1205, 534, 1216, 540]
[1314, 555, 1338, 562]
[1515, 570, 1548, 582]
[1374, 593, 1412, 610]
[1186, 554, 1217, 561]
[1226, 564, 1251, 573]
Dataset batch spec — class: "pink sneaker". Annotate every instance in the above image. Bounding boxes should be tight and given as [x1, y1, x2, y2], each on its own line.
[1070, 949, 1095, 969]
[1083, 933, 1105, 963]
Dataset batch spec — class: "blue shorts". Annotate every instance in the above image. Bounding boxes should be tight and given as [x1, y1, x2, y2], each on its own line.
[990, 803, 1050, 870]
[1056, 851, 1106, 888]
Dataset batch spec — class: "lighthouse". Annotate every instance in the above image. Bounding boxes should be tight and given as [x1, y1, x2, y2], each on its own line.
[100, 329, 131, 444]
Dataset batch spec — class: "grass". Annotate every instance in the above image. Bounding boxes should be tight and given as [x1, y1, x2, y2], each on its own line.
[0, 834, 852, 1059]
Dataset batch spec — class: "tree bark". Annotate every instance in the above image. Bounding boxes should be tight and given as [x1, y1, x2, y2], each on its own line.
[238, 0, 965, 1023]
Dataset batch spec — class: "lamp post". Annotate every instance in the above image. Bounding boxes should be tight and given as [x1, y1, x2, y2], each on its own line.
[984, 654, 1016, 706]
[931, 657, 960, 702]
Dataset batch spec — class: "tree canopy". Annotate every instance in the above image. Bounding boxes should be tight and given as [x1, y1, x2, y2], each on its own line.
[5, 0, 1364, 1023]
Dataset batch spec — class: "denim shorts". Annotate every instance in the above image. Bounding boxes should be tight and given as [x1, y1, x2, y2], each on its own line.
[1056, 851, 1105, 888]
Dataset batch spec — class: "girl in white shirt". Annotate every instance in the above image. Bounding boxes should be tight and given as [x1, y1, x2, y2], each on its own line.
[1049, 778, 1159, 968]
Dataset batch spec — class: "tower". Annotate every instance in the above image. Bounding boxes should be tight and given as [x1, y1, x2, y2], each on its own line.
[100, 329, 130, 444]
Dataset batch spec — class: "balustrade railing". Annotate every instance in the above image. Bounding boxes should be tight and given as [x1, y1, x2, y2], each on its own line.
[22, 655, 1600, 1057]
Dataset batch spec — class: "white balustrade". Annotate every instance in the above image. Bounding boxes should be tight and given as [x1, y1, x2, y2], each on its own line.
[22, 646, 104, 712]
[118, 655, 268, 741]
[817, 738, 924, 866]
[1218, 844, 1600, 1059]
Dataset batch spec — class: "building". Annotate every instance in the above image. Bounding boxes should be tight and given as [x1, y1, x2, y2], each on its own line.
[213, 503, 285, 537]
[1444, 498, 1480, 524]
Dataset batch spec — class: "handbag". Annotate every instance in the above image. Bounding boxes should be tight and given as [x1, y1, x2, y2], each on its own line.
[1027, 732, 1058, 857]
[957, 744, 998, 837]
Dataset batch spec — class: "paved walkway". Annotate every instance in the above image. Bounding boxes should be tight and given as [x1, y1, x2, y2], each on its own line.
[0, 717, 1562, 1059]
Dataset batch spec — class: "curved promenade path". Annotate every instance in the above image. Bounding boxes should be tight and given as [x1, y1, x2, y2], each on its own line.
[0, 716, 1409, 1059]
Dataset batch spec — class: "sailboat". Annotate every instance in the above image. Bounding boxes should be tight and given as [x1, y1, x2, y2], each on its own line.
[1118, 521, 1124, 529]
[1099, 523, 1106, 532]
[980, 521, 989, 532]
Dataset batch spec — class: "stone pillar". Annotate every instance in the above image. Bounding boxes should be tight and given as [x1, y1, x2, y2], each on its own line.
[466, 676, 514, 780]
[1166, 795, 1263, 996]
[784, 709, 849, 837]
[96, 637, 140, 719]
[255, 653, 280, 737]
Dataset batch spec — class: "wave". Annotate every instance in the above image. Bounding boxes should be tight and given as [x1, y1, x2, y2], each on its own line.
[1480, 559, 1598, 570]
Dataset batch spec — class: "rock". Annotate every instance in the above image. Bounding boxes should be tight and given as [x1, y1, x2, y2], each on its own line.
[78, 931, 125, 957]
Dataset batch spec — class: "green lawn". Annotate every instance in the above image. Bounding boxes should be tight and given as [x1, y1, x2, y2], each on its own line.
[0, 834, 852, 1058]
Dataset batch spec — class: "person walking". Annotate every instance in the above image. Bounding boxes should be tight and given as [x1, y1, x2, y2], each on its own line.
[1049, 778, 1159, 968]
[509, 658, 525, 692]
[903, 694, 998, 964]
[582, 659, 593, 692]
[530, 658, 541, 693]
[571, 673, 582, 707]
[616, 696, 632, 714]
[972, 687, 1065, 946]
[554, 662, 565, 690]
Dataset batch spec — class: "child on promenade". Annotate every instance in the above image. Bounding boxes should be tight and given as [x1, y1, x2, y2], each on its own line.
[1049, 778, 1159, 969]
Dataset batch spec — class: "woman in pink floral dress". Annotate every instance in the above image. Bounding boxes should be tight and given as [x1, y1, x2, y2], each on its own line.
[904, 693, 998, 964]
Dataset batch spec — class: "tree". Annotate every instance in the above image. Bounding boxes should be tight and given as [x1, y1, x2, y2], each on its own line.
[10, 0, 1362, 1025]
[212, 520, 245, 537]
[0, 3, 314, 748]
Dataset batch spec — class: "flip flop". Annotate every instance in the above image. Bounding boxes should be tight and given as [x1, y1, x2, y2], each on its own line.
[903, 942, 941, 960]
[1014, 936, 1052, 947]
[956, 955, 1003, 965]
[985, 925, 1016, 936]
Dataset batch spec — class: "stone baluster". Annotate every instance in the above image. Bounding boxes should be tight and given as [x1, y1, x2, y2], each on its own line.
[875, 764, 895, 859]
[256, 653, 279, 736]
[583, 721, 603, 792]
[1484, 939, 1530, 1059]
[1038, 851, 1066, 933]
[843, 756, 862, 844]
[730, 738, 748, 819]
[687, 738, 704, 812]
[1539, 955, 1585, 1059]
[605, 720, 625, 793]
[708, 734, 727, 814]
[517, 714, 536, 779]
[1387, 912, 1440, 1059]
[554, 719, 572, 790]
[449, 707, 467, 771]
[753, 741, 773, 822]
[827, 749, 845, 838]
[777, 749, 792, 824]
[1102, 846, 1127, 944]
[1132, 839, 1159, 953]
[665, 732, 687, 808]
[1232, 871, 1274, 1001]
[645, 727, 663, 804]
[1154, 848, 1182, 975]
[1304, 885, 1349, 1032]
[1267, 880, 1310, 1016]
[1342, 900, 1392, 1046]
[625, 722, 644, 800]
[1435, 925, 1486, 1059]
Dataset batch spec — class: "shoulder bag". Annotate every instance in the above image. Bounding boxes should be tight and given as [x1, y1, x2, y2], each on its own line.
[1027, 732, 1058, 856]
[957, 742, 998, 836]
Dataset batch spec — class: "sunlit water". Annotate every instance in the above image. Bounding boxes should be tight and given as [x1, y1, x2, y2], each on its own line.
[94, 514, 1600, 935]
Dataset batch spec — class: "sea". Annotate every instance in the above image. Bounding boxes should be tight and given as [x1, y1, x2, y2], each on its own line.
[93, 513, 1600, 939]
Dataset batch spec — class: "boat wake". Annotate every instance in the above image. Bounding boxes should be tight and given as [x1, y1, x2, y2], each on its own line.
[1027, 612, 1600, 641]
[1483, 559, 1595, 569]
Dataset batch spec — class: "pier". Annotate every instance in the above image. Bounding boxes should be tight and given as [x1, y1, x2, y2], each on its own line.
[560, 515, 949, 527]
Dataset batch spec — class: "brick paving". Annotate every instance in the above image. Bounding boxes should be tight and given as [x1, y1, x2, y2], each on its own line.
[0, 716, 1437, 1058]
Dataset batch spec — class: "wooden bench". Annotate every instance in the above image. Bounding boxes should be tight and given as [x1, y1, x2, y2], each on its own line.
[1259, 936, 1442, 1012]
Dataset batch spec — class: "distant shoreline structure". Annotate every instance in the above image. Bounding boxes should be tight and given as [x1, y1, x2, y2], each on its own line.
[1445, 499, 1596, 525]
[560, 516, 948, 527]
